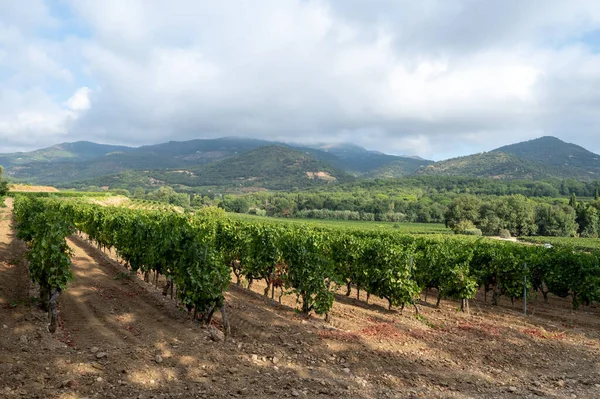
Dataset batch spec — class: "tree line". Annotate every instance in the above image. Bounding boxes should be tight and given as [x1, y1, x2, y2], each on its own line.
[445, 194, 600, 237]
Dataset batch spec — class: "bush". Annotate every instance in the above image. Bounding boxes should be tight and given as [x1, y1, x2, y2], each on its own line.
[196, 206, 227, 219]
[248, 208, 266, 216]
[499, 229, 511, 239]
[462, 228, 482, 236]
[452, 220, 482, 236]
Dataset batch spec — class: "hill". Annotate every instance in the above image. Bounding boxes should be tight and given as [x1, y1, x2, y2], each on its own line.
[0, 141, 133, 167]
[418, 136, 600, 181]
[494, 136, 600, 179]
[2, 138, 427, 187]
[306, 143, 431, 175]
[69, 146, 354, 190]
[364, 158, 434, 178]
[416, 152, 549, 179]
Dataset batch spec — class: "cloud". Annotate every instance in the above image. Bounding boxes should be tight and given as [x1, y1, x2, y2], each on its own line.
[3, 1, 600, 159]
[66, 87, 91, 112]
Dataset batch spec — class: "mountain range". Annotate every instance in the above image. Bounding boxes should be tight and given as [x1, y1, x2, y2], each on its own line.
[1, 136, 599, 191]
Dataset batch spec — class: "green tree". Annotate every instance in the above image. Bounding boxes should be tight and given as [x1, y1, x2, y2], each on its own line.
[578, 205, 599, 238]
[536, 204, 578, 237]
[133, 187, 146, 198]
[569, 193, 577, 208]
[493, 195, 537, 236]
[0, 166, 9, 197]
[444, 195, 481, 230]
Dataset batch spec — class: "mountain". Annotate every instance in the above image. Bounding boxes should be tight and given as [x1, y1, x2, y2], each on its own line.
[416, 152, 548, 179]
[2, 137, 428, 186]
[8, 152, 190, 185]
[304, 142, 432, 175]
[0, 141, 134, 167]
[417, 136, 600, 181]
[9, 135, 598, 190]
[494, 136, 600, 178]
[69, 145, 353, 190]
[365, 158, 437, 179]
[134, 137, 275, 161]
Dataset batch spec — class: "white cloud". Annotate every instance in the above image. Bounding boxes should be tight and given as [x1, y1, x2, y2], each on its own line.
[66, 87, 91, 111]
[3, 1, 600, 159]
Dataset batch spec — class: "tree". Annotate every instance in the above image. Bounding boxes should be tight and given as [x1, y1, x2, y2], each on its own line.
[578, 205, 599, 238]
[0, 166, 9, 197]
[569, 193, 577, 208]
[536, 204, 578, 237]
[221, 196, 250, 213]
[444, 195, 481, 230]
[133, 187, 146, 199]
[493, 195, 537, 236]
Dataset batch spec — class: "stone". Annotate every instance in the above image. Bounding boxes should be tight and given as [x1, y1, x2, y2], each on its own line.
[96, 352, 107, 359]
[508, 386, 517, 393]
[19, 335, 27, 344]
[61, 379, 79, 389]
[91, 362, 104, 370]
[208, 326, 224, 342]
[90, 347, 100, 354]
[291, 389, 301, 397]
[155, 355, 163, 364]
[343, 368, 351, 374]
[272, 356, 280, 365]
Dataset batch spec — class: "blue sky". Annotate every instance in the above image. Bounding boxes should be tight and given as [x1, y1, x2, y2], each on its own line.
[3, 0, 600, 160]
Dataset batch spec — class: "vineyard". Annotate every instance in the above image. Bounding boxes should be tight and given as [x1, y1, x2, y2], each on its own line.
[519, 235, 600, 252]
[14, 195, 600, 331]
[3, 195, 600, 398]
[232, 213, 452, 234]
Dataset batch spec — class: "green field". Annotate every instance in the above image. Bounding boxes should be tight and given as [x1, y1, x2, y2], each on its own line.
[229, 213, 452, 234]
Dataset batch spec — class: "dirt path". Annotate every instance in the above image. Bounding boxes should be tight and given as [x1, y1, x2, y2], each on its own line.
[0, 198, 30, 307]
[1, 201, 600, 398]
[58, 236, 199, 349]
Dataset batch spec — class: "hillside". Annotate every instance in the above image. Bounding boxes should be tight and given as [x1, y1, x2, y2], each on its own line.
[364, 158, 433, 178]
[2, 138, 425, 186]
[307, 143, 431, 175]
[494, 136, 600, 179]
[416, 152, 549, 179]
[0, 141, 133, 167]
[418, 136, 600, 181]
[6, 152, 191, 185]
[69, 146, 353, 190]
[5, 135, 600, 188]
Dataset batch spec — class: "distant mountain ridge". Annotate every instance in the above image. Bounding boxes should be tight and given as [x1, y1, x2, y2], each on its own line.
[67, 145, 354, 191]
[3, 135, 600, 190]
[418, 136, 600, 181]
[0, 141, 134, 166]
[1, 137, 428, 188]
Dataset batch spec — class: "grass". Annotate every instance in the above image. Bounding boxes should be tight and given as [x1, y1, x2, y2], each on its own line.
[229, 213, 451, 234]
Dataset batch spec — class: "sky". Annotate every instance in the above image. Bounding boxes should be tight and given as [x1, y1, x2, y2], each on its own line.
[2, 0, 600, 160]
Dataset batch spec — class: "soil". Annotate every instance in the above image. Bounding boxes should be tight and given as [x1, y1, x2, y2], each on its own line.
[1, 197, 600, 399]
[8, 185, 60, 193]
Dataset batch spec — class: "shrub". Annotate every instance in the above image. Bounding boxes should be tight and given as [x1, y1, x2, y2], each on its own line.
[452, 220, 482, 236]
[499, 229, 511, 239]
